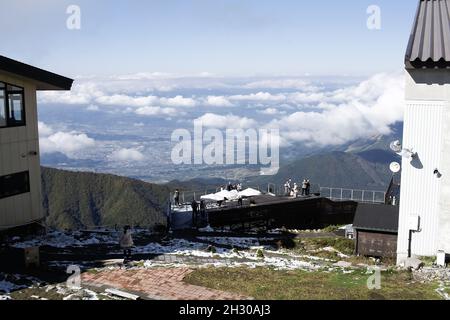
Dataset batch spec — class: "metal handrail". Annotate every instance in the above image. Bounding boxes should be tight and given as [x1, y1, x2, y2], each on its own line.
[169, 184, 386, 207]
[319, 187, 386, 204]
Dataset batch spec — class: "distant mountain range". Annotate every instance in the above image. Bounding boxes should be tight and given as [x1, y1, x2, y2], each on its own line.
[41, 146, 400, 230]
[248, 150, 397, 192]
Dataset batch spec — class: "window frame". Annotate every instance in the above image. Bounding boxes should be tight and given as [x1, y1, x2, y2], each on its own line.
[0, 81, 26, 128]
[0, 171, 31, 200]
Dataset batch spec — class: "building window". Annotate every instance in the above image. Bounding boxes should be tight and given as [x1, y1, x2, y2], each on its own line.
[0, 82, 25, 128]
[0, 171, 30, 200]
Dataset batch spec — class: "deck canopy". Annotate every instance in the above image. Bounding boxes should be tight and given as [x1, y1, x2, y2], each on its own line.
[200, 188, 262, 201]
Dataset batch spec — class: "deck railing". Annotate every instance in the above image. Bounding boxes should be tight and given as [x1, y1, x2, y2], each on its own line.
[169, 184, 387, 209]
[319, 187, 386, 204]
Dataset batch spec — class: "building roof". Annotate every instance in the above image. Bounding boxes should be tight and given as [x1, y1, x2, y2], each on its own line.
[405, 0, 450, 69]
[353, 203, 399, 233]
[0, 55, 73, 90]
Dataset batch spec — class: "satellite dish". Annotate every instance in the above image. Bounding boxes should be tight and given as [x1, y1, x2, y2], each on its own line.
[390, 162, 401, 173]
[390, 140, 402, 153]
[400, 148, 417, 160]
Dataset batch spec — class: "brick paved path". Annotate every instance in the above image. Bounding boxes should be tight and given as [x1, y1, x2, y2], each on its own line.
[81, 268, 250, 300]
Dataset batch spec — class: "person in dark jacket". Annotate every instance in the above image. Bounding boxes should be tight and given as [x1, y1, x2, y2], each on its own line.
[306, 179, 311, 196]
[191, 199, 199, 226]
[174, 189, 180, 207]
[200, 200, 206, 220]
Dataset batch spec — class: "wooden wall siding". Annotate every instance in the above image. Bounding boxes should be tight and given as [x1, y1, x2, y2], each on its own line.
[357, 230, 398, 258]
[207, 198, 357, 230]
[0, 73, 43, 229]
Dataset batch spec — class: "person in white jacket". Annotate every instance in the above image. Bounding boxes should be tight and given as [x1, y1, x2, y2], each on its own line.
[119, 226, 134, 262]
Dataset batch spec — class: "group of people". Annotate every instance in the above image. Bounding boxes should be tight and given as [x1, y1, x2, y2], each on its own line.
[221, 182, 243, 192]
[284, 178, 312, 198]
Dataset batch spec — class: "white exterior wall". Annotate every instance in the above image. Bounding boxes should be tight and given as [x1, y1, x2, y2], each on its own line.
[398, 69, 450, 263]
[0, 72, 43, 230]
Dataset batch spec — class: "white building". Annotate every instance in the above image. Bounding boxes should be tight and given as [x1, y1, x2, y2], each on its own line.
[0, 56, 73, 233]
[397, 0, 450, 264]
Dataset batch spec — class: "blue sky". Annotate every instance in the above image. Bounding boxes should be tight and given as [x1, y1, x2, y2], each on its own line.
[1, 0, 417, 77]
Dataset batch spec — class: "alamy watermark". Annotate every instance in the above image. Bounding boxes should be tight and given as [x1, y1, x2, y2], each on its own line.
[366, 266, 381, 290]
[66, 265, 81, 289]
[66, 5, 81, 30]
[367, 5, 381, 30]
[171, 121, 280, 176]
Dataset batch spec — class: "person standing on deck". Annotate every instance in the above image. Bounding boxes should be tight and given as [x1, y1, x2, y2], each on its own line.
[293, 183, 299, 198]
[284, 180, 290, 196]
[191, 199, 199, 227]
[200, 200, 206, 221]
[306, 179, 311, 196]
[174, 189, 180, 207]
[119, 226, 134, 262]
[301, 179, 307, 196]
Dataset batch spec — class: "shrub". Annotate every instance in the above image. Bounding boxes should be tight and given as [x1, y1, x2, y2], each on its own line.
[256, 249, 265, 258]
[206, 245, 217, 253]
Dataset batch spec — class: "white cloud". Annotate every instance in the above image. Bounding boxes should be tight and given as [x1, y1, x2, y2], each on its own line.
[270, 72, 405, 146]
[259, 108, 286, 115]
[160, 95, 197, 107]
[86, 104, 99, 111]
[244, 79, 319, 91]
[39, 126, 95, 157]
[195, 113, 257, 129]
[38, 121, 54, 136]
[37, 73, 405, 150]
[205, 96, 234, 107]
[110, 148, 145, 162]
[229, 92, 286, 102]
[38, 82, 103, 105]
[38, 122, 96, 156]
[135, 106, 179, 117]
[95, 94, 159, 107]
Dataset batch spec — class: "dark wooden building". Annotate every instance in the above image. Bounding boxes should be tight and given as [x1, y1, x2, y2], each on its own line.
[353, 204, 399, 258]
[207, 196, 357, 230]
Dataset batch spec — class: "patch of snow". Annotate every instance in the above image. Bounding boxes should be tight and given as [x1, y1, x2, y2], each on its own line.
[320, 247, 349, 258]
[197, 236, 275, 248]
[333, 261, 352, 268]
[198, 225, 215, 233]
[12, 230, 118, 248]
[267, 229, 283, 235]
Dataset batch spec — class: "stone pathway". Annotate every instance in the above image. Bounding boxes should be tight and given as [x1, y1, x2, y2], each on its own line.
[81, 268, 250, 300]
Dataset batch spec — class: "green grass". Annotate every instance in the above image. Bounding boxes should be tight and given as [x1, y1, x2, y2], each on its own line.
[419, 256, 436, 267]
[294, 237, 354, 255]
[287, 237, 393, 266]
[321, 225, 343, 233]
[185, 267, 442, 300]
[9, 287, 65, 300]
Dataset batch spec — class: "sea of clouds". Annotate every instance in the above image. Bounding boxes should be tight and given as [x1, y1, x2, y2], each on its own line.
[37, 72, 405, 164]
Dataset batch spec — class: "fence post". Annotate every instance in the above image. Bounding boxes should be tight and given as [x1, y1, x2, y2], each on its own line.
[340, 189, 343, 201]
